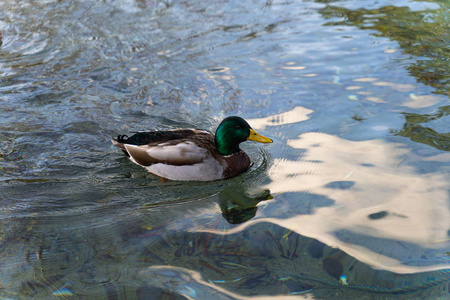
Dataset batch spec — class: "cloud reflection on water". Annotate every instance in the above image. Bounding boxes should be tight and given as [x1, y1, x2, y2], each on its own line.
[249, 106, 313, 130]
[201, 108, 450, 274]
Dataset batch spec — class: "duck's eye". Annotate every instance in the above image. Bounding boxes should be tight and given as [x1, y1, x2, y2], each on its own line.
[235, 125, 242, 129]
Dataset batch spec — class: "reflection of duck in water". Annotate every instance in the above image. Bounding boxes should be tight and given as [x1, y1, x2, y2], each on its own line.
[112, 116, 272, 181]
[219, 185, 273, 224]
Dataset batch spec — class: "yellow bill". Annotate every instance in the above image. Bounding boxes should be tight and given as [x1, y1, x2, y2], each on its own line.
[247, 129, 273, 143]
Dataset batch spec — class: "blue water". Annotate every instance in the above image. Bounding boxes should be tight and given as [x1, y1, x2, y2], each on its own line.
[0, 0, 449, 299]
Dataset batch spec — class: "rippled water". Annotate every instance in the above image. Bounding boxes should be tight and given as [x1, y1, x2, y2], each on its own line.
[0, 0, 449, 299]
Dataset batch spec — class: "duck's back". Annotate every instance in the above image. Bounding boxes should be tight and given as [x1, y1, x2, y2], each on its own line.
[112, 129, 212, 149]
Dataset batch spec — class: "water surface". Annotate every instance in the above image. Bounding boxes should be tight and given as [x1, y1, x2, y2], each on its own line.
[0, 0, 449, 299]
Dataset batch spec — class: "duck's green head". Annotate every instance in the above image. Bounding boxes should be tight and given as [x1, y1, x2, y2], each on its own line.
[215, 116, 272, 156]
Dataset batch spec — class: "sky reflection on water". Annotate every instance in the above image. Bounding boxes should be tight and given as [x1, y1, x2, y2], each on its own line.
[203, 110, 450, 273]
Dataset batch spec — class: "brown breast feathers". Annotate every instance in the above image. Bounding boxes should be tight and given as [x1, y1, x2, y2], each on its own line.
[221, 150, 251, 179]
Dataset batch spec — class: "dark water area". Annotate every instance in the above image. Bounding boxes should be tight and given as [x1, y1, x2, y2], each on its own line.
[0, 0, 449, 299]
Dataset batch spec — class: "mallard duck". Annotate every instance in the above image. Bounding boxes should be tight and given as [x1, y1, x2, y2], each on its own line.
[111, 116, 272, 181]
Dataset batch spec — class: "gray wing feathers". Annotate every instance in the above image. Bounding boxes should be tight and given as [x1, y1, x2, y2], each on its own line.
[124, 142, 209, 166]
